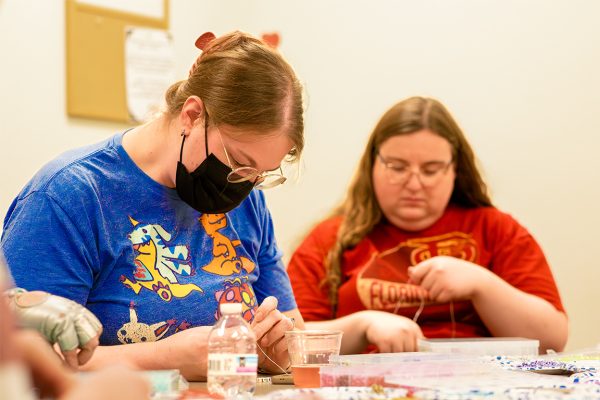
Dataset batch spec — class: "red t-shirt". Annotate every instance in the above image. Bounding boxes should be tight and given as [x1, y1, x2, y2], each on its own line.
[287, 205, 564, 342]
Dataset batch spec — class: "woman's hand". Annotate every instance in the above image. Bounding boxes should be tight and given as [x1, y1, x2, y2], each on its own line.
[361, 311, 424, 352]
[7, 290, 103, 368]
[159, 325, 212, 381]
[408, 256, 493, 303]
[251, 296, 294, 374]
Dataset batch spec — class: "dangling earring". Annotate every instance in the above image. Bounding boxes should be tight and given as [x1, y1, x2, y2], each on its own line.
[181, 128, 185, 136]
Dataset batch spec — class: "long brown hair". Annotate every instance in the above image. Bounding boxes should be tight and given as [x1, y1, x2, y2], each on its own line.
[323, 96, 492, 312]
[165, 31, 304, 159]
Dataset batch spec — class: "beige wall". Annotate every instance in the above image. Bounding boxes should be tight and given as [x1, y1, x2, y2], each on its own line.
[1, 0, 598, 350]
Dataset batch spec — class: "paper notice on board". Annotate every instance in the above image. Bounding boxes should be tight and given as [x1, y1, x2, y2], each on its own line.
[125, 27, 175, 122]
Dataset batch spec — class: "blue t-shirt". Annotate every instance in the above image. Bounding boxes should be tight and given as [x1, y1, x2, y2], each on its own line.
[1, 132, 297, 345]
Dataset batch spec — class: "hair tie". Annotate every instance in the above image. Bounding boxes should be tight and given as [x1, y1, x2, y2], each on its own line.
[195, 32, 216, 50]
[189, 32, 217, 77]
[261, 32, 280, 49]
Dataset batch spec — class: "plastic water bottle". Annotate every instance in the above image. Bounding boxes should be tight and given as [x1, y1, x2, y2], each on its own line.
[207, 302, 258, 399]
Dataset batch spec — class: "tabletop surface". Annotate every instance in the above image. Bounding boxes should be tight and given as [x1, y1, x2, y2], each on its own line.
[188, 378, 296, 397]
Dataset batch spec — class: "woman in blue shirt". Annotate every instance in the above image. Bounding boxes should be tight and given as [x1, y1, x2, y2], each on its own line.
[2, 31, 305, 380]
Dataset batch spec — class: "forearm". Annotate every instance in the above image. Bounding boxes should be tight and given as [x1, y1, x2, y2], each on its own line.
[472, 273, 568, 353]
[80, 342, 165, 372]
[305, 311, 373, 354]
[81, 328, 211, 382]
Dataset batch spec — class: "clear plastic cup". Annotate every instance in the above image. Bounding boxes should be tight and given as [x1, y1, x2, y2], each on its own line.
[285, 330, 343, 388]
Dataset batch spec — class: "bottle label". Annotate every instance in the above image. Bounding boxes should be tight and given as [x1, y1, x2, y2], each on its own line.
[208, 353, 258, 376]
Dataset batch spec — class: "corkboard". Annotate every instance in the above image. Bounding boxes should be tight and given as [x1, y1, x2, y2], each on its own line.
[65, 0, 169, 122]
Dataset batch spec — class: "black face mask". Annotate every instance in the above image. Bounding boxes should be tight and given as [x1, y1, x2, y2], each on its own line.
[175, 121, 254, 214]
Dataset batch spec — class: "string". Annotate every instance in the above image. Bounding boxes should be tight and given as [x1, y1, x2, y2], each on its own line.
[393, 283, 425, 321]
[392, 285, 457, 337]
[256, 342, 290, 375]
[449, 300, 456, 338]
[254, 316, 294, 375]
[376, 246, 456, 337]
[412, 291, 426, 322]
[372, 245, 427, 321]
[369, 243, 461, 338]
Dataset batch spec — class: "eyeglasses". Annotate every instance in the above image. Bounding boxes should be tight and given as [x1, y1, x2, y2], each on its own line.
[377, 152, 453, 187]
[217, 130, 287, 190]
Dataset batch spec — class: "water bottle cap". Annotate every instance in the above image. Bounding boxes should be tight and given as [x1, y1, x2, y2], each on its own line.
[219, 302, 243, 315]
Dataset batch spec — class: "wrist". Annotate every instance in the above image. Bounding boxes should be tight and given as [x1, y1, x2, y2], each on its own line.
[471, 267, 496, 300]
[160, 329, 209, 381]
[356, 311, 375, 342]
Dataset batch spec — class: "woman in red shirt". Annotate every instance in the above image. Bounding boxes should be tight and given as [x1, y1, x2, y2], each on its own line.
[287, 96, 567, 354]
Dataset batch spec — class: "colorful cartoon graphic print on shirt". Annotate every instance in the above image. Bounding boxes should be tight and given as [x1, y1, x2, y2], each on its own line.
[214, 277, 258, 322]
[120, 217, 203, 302]
[199, 213, 256, 276]
[117, 302, 190, 344]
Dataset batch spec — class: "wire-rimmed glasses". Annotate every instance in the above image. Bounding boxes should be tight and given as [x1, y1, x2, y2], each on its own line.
[217, 131, 287, 190]
[377, 152, 453, 187]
